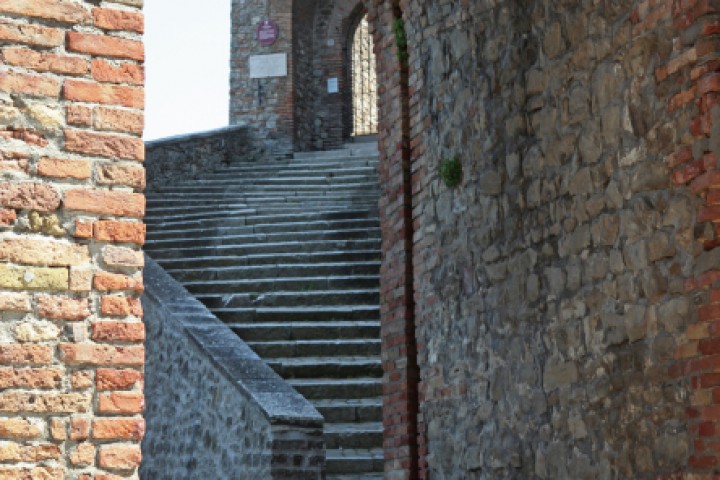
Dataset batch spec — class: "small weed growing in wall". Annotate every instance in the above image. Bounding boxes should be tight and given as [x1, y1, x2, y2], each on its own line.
[393, 17, 409, 68]
[440, 156, 462, 188]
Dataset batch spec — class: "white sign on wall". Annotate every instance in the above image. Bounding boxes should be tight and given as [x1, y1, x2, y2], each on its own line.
[327, 77, 339, 93]
[249, 53, 287, 79]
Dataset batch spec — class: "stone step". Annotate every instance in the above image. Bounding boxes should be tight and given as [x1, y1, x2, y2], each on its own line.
[145, 205, 377, 230]
[168, 175, 377, 187]
[145, 218, 379, 240]
[196, 289, 379, 308]
[292, 149, 378, 160]
[144, 208, 378, 229]
[151, 182, 379, 193]
[313, 398, 382, 423]
[153, 250, 380, 269]
[209, 305, 380, 323]
[164, 261, 380, 282]
[145, 229, 381, 249]
[288, 378, 382, 400]
[202, 167, 377, 178]
[146, 239, 381, 260]
[246, 339, 380, 358]
[183, 275, 380, 294]
[266, 356, 382, 379]
[144, 205, 377, 223]
[230, 321, 380, 342]
[326, 447, 384, 476]
[325, 423, 383, 450]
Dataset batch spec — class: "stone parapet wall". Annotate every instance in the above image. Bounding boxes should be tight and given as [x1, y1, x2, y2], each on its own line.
[144, 125, 252, 191]
[141, 256, 325, 479]
[0, 1, 145, 478]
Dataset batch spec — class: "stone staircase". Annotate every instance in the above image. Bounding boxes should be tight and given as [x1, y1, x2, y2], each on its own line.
[144, 143, 384, 479]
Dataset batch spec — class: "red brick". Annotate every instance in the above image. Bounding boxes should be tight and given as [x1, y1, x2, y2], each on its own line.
[67, 32, 144, 61]
[70, 417, 89, 441]
[0, 209, 16, 227]
[0, 368, 62, 389]
[0, 71, 60, 97]
[64, 79, 143, 109]
[74, 220, 94, 239]
[101, 245, 144, 268]
[95, 368, 143, 391]
[99, 297, 143, 319]
[69, 442, 95, 467]
[65, 129, 144, 161]
[93, 272, 144, 293]
[0, 20, 64, 48]
[37, 295, 91, 321]
[66, 104, 92, 127]
[1, 47, 87, 75]
[91, 58, 144, 85]
[669, 86, 696, 111]
[94, 106, 144, 135]
[97, 163, 146, 189]
[0, 127, 48, 147]
[64, 189, 145, 217]
[699, 205, 720, 223]
[0, 183, 60, 212]
[37, 157, 91, 180]
[93, 8, 144, 33]
[49, 418, 66, 441]
[0, 0, 90, 24]
[71, 370, 93, 390]
[0, 237, 89, 267]
[0, 418, 42, 439]
[94, 220, 146, 244]
[700, 303, 720, 322]
[0, 392, 90, 413]
[93, 321, 144, 343]
[67, 267, 93, 291]
[98, 444, 142, 471]
[92, 418, 145, 441]
[59, 343, 144, 367]
[98, 392, 144, 414]
[699, 72, 720, 96]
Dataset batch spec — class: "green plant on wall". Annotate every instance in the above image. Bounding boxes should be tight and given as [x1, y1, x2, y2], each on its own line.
[440, 156, 462, 188]
[393, 17, 409, 68]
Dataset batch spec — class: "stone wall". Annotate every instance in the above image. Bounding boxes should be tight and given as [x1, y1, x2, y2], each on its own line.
[0, 1, 145, 478]
[367, 0, 720, 477]
[142, 256, 325, 479]
[144, 125, 252, 191]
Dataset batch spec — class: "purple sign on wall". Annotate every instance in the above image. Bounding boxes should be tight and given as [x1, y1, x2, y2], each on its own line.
[256, 19, 279, 47]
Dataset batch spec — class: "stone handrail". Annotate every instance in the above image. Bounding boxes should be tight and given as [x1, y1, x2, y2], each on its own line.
[141, 255, 325, 479]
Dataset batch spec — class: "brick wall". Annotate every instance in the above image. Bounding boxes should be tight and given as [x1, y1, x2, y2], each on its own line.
[230, 0, 294, 156]
[0, 1, 145, 478]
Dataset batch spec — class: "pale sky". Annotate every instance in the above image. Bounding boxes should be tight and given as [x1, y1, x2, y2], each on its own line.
[144, 0, 231, 141]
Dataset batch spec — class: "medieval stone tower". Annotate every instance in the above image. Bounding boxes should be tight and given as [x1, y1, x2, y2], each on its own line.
[2, 0, 720, 479]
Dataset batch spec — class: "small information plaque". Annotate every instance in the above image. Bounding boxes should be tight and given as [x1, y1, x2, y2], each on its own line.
[327, 77, 338, 93]
[249, 53, 288, 79]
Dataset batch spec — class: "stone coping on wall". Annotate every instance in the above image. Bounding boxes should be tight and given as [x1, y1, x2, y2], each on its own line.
[143, 254, 324, 426]
[144, 124, 249, 149]
[144, 124, 256, 191]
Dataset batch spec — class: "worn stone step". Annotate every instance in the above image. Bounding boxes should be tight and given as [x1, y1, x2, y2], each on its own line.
[288, 378, 382, 400]
[169, 175, 377, 187]
[165, 261, 380, 282]
[267, 356, 382, 379]
[324, 423, 383, 450]
[247, 339, 380, 358]
[153, 178, 378, 190]
[196, 289, 379, 308]
[153, 250, 380, 269]
[144, 208, 378, 230]
[144, 198, 377, 217]
[146, 219, 379, 240]
[210, 305, 380, 323]
[326, 448, 385, 479]
[144, 205, 377, 224]
[183, 275, 380, 294]
[292, 149, 377, 160]
[230, 321, 380, 342]
[146, 239, 381, 260]
[313, 398, 382, 423]
[145, 229, 381, 249]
